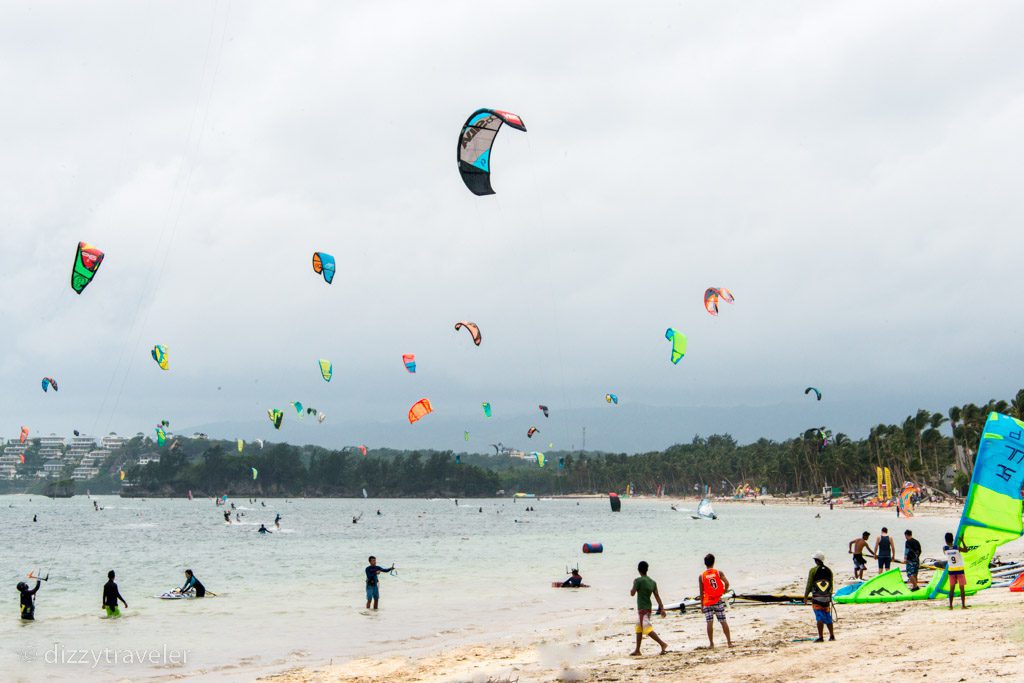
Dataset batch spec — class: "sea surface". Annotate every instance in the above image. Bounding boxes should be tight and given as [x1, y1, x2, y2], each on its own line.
[0, 494, 987, 681]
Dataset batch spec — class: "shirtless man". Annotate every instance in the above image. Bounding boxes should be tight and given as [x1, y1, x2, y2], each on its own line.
[848, 531, 875, 580]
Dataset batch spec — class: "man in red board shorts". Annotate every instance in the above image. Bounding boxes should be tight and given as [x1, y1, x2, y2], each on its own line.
[943, 532, 969, 609]
[629, 561, 668, 656]
[698, 553, 733, 648]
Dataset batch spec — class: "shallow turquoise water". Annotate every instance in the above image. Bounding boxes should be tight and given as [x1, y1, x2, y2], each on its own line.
[0, 494, 987, 680]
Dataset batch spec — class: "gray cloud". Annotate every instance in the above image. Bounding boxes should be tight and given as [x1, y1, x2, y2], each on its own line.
[3, 1, 1023, 450]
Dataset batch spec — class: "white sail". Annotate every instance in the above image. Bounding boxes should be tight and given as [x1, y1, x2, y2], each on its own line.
[697, 498, 715, 519]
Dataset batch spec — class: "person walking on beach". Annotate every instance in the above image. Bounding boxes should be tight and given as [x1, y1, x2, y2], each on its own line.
[803, 552, 835, 642]
[364, 556, 393, 610]
[102, 570, 128, 618]
[16, 578, 41, 621]
[848, 531, 873, 580]
[874, 527, 895, 573]
[904, 530, 922, 590]
[698, 553, 732, 648]
[629, 561, 668, 656]
[943, 532, 969, 609]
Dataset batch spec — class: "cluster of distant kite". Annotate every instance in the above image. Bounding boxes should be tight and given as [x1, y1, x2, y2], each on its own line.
[39, 110, 831, 464]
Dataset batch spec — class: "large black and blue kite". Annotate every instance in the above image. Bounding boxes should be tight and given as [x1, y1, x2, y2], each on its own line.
[457, 108, 526, 196]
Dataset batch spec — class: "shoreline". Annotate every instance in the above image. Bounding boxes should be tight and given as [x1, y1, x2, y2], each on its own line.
[257, 503, 1011, 683]
[264, 586, 1023, 682]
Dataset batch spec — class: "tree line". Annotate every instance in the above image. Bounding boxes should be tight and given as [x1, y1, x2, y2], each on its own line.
[15, 390, 1023, 498]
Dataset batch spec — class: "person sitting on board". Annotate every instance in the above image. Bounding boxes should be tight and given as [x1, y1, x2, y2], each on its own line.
[904, 530, 922, 591]
[258, 524, 272, 534]
[698, 553, 732, 648]
[560, 569, 588, 587]
[803, 552, 835, 642]
[943, 532, 969, 610]
[17, 579, 41, 621]
[874, 527, 895, 573]
[102, 570, 128, 618]
[629, 561, 668, 656]
[365, 556, 394, 610]
[847, 532, 874, 580]
[179, 569, 206, 597]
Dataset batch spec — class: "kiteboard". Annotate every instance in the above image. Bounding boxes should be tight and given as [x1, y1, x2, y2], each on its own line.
[551, 582, 590, 588]
[156, 591, 215, 600]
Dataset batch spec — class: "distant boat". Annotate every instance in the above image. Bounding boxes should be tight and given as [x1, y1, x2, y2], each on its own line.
[362, 488, 368, 499]
[691, 498, 717, 520]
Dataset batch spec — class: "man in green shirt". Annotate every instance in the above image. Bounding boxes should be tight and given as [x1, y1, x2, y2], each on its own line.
[629, 561, 668, 656]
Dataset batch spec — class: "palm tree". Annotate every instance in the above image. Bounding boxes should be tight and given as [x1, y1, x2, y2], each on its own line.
[1010, 389, 1024, 420]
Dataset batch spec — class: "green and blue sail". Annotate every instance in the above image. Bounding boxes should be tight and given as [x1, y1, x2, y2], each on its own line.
[837, 412, 1024, 604]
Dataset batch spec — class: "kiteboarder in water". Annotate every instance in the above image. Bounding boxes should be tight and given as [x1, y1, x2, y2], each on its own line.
[179, 569, 206, 597]
[364, 556, 394, 610]
[17, 579, 41, 620]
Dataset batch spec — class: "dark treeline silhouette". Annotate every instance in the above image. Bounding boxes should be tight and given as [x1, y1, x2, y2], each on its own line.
[15, 391, 1023, 498]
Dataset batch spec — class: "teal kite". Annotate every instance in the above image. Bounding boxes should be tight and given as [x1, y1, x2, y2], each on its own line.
[482, 402, 492, 417]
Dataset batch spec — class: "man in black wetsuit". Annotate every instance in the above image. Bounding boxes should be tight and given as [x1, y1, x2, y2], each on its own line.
[180, 569, 206, 597]
[223, 510, 231, 524]
[17, 579, 40, 620]
[258, 524, 272, 534]
[102, 570, 128, 618]
[364, 556, 393, 610]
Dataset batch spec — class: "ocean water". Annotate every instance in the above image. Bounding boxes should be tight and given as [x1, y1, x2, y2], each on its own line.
[0, 495, 991, 681]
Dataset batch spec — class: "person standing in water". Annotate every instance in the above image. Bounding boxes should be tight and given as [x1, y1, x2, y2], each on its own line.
[698, 553, 732, 648]
[804, 552, 835, 642]
[274, 513, 282, 530]
[629, 561, 668, 656]
[102, 570, 128, 618]
[847, 531, 873, 580]
[223, 510, 231, 524]
[17, 579, 41, 620]
[180, 569, 206, 597]
[364, 556, 394, 610]
[943, 532, 969, 609]
[874, 527, 895, 573]
[257, 524, 272, 534]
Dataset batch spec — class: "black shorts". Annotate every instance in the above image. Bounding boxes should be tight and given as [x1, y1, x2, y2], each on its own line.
[877, 557, 891, 570]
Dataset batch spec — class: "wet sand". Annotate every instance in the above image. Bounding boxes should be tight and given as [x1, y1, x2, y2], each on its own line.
[264, 583, 1023, 682]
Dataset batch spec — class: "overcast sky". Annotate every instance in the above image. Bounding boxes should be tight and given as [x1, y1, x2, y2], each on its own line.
[3, 1, 1023, 452]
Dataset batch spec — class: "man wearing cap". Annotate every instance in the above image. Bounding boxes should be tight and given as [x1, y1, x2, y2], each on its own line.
[803, 552, 835, 642]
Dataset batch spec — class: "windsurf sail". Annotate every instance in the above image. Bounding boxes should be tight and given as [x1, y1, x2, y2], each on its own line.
[838, 412, 1024, 604]
[695, 498, 716, 520]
